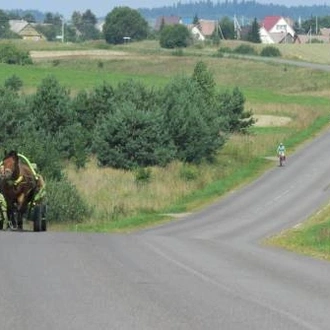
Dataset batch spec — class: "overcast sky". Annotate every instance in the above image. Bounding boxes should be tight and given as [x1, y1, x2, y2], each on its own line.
[0, 0, 329, 18]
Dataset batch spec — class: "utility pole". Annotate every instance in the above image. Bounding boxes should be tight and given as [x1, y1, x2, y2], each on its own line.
[61, 17, 64, 43]
[234, 15, 241, 40]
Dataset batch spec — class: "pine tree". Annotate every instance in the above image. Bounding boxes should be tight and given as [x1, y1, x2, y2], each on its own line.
[247, 18, 261, 43]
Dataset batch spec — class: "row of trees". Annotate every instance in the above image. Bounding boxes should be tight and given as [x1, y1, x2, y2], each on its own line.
[140, 1, 330, 22]
[1, 57, 254, 171]
[3, 6, 330, 46]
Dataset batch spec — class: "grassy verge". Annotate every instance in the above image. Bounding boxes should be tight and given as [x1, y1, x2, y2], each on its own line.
[265, 202, 330, 261]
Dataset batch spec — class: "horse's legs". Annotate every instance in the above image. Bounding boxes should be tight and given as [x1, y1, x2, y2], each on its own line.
[7, 208, 17, 230]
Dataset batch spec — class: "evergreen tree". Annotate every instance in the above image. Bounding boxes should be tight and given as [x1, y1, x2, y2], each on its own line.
[161, 76, 225, 163]
[0, 10, 10, 38]
[247, 18, 261, 43]
[217, 87, 255, 132]
[219, 16, 235, 39]
[193, 14, 199, 25]
[191, 61, 215, 100]
[93, 101, 175, 169]
[30, 75, 72, 136]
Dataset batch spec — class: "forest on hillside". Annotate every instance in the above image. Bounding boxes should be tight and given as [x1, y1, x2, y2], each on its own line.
[139, 1, 330, 23]
[5, 1, 330, 24]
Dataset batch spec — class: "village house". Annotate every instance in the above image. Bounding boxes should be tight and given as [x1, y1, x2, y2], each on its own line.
[9, 20, 45, 41]
[259, 16, 297, 44]
[188, 19, 217, 41]
[197, 19, 217, 38]
[154, 15, 182, 31]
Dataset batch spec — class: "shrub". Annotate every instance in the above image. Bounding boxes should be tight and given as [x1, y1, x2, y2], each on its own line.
[52, 59, 60, 66]
[310, 38, 323, 44]
[0, 87, 29, 144]
[233, 44, 257, 55]
[93, 101, 175, 169]
[212, 51, 224, 58]
[218, 46, 232, 54]
[179, 164, 199, 181]
[260, 46, 281, 57]
[134, 167, 152, 184]
[46, 178, 91, 223]
[160, 24, 192, 49]
[161, 76, 225, 163]
[4, 74, 23, 91]
[30, 75, 72, 135]
[171, 48, 184, 56]
[217, 87, 256, 133]
[0, 43, 32, 65]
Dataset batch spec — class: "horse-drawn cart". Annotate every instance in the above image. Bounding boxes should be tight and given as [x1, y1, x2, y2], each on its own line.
[0, 151, 47, 232]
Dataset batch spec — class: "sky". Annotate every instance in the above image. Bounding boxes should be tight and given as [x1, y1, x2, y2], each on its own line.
[0, 0, 329, 18]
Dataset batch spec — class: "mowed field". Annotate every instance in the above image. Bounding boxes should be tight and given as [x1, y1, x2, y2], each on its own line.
[2, 39, 330, 260]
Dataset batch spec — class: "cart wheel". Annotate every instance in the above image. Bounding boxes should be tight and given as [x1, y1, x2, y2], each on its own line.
[33, 205, 42, 232]
[17, 215, 23, 230]
[41, 204, 47, 231]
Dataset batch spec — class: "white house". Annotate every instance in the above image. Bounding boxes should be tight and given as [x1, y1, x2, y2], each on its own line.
[190, 25, 205, 41]
[259, 16, 296, 44]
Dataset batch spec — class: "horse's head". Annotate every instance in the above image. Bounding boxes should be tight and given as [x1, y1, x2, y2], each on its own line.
[2, 150, 19, 180]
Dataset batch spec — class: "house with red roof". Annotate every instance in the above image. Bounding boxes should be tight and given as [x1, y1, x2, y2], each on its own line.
[259, 16, 297, 44]
[197, 19, 217, 37]
[187, 19, 217, 41]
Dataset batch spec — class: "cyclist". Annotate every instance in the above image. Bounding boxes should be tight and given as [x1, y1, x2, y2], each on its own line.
[277, 142, 286, 165]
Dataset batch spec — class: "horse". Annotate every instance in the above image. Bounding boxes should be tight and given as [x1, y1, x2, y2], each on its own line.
[0, 150, 44, 230]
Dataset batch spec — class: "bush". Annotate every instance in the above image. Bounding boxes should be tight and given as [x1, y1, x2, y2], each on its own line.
[218, 46, 232, 54]
[0, 87, 29, 145]
[161, 76, 225, 163]
[217, 87, 256, 133]
[179, 164, 199, 181]
[134, 167, 152, 184]
[93, 101, 175, 169]
[260, 46, 281, 57]
[4, 74, 23, 91]
[233, 44, 257, 55]
[310, 38, 323, 44]
[46, 178, 91, 223]
[0, 43, 32, 65]
[160, 24, 191, 49]
[171, 48, 184, 56]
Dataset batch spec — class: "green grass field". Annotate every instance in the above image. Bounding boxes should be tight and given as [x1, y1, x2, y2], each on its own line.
[2, 39, 330, 260]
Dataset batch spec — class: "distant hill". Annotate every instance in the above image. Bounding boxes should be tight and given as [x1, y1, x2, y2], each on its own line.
[5, 9, 46, 22]
[139, 1, 330, 23]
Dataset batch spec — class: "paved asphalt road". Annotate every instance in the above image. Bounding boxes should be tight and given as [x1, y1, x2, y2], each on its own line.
[1, 62, 330, 329]
[2, 129, 330, 330]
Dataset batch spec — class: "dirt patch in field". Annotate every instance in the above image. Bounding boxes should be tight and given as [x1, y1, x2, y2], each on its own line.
[30, 50, 130, 60]
[253, 115, 291, 127]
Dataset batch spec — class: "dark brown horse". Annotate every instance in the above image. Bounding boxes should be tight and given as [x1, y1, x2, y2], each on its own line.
[0, 150, 44, 230]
